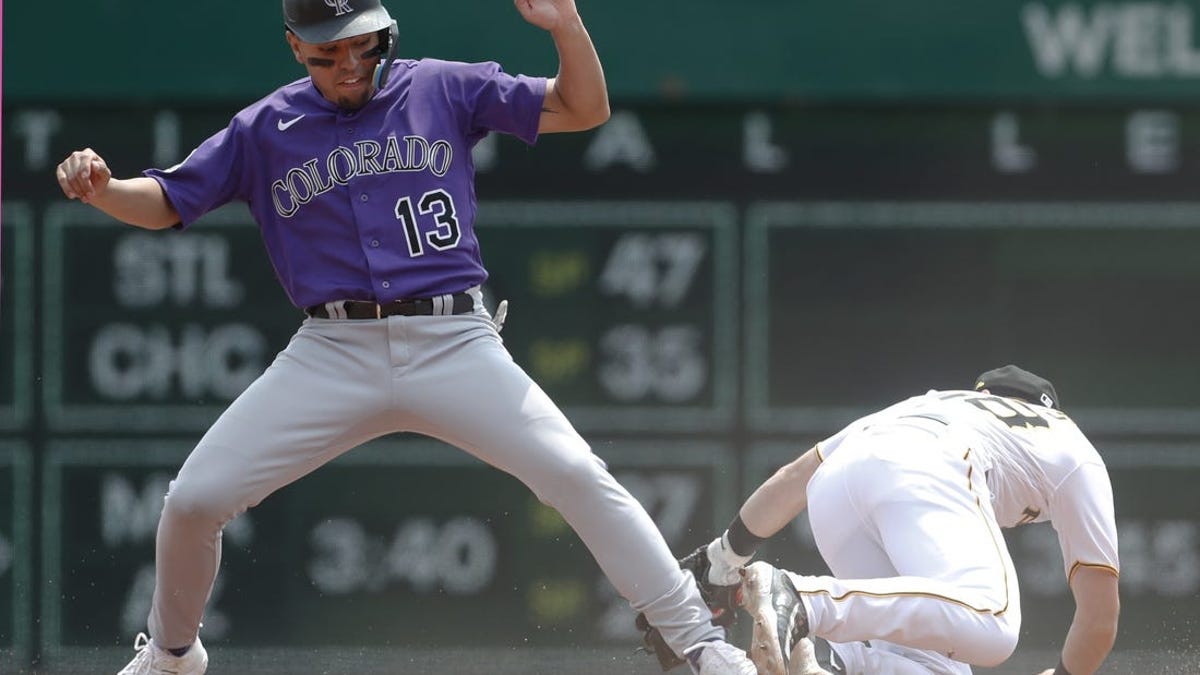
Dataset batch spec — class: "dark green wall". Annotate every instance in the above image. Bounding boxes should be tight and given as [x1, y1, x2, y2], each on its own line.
[10, 0, 1200, 102]
[7, 0, 1200, 664]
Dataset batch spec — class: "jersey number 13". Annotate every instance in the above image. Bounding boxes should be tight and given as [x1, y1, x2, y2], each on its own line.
[394, 189, 461, 257]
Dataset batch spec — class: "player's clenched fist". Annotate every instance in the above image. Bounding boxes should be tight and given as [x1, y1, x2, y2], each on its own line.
[514, 0, 579, 31]
[56, 148, 112, 204]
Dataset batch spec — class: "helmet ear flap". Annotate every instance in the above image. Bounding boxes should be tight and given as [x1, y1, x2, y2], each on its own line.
[371, 21, 399, 89]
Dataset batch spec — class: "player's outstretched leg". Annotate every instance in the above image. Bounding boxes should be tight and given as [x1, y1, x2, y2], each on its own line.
[742, 561, 810, 675]
[116, 632, 208, 675]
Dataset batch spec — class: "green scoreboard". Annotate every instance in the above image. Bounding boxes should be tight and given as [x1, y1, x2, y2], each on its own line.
[6, 102, 1200, 666]
[0, 443, 32, 668]
[476, 202, 737, 431]
[41, 201, 736, 434]
[1, 206, 34, 432]
[41, 204, 298, 432]
[41, 438, 734, 659]
[745, 202, 1200, 435]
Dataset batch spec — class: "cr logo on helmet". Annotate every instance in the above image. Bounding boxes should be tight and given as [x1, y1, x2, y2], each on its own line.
[324, 0, 354, 16]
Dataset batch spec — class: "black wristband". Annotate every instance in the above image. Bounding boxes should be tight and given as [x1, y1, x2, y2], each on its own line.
[726, 513, 766, 557]
[1052, 659, 1072, 675]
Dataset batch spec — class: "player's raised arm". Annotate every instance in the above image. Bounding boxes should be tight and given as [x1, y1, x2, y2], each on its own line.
[55, 148, 180, 230]
[514, 0, 610, 133]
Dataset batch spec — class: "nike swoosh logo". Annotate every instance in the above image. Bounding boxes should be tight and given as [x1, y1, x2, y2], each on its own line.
[277, 115, 306, 131]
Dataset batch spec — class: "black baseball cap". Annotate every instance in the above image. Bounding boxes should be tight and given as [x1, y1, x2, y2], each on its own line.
[974, 364, 1060, 410]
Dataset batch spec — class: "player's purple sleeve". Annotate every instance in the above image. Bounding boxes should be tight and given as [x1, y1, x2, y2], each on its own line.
[143, 120, 248, 228]
[450, 61, 546, 146]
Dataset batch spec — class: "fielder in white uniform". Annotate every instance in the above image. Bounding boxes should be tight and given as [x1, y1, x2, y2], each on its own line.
[684, 365, 1120, 675]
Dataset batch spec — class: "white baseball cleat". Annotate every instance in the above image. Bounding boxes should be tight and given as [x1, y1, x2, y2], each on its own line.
[116, 632, 208, 675]
[683, 639, 758, 675]
[742, 561, 810, 675]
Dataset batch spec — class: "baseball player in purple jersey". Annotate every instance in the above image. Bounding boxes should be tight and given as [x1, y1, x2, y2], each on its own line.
[680, 366, 1120, 675]
[55, 1, 756, 673]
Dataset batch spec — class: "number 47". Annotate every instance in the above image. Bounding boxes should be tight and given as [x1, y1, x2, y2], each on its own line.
[599, 233, 706, 309]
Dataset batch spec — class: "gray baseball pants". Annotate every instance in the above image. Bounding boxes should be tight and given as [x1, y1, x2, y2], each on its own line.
[146, 305, 720, 656]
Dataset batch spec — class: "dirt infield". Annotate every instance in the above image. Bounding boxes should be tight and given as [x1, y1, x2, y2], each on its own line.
[8, 646, 1198, 674]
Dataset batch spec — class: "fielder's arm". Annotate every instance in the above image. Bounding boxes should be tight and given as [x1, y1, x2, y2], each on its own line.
[675, 445, 820, 602]
[56, 148, 180, 229]
[1050, 565, 1119, 675]
[634, 446, 824, 671]
[738, 445, 823, 540]
[1041, 461, 1120, 675]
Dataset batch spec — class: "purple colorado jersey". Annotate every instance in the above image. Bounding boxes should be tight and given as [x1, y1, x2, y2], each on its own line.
[145, 59, 547, 308]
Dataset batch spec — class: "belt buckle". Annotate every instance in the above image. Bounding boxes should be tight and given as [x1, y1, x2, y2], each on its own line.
[375, 303, 382, 319]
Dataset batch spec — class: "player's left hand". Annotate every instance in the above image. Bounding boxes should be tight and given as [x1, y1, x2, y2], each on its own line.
[514, 0, 579, 32]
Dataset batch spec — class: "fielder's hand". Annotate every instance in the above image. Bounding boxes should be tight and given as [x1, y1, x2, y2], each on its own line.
[678, 541, 742, 626]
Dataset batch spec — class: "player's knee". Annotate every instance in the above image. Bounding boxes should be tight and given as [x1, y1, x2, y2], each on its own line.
[996, 618, 1020, 663]
[971, 616, 1020, 666]
[161, 476, 240, 527]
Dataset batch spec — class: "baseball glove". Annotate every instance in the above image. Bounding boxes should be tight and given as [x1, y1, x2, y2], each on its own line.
[678, 542, 742, 623]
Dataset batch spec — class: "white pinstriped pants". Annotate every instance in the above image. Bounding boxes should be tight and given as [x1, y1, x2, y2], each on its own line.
[792, 427, 1021, 675]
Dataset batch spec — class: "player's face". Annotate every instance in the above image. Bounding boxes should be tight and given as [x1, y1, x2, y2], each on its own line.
[287, 31, 382, 111]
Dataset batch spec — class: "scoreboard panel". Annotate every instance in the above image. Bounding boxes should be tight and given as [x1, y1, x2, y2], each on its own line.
[0, 442, 32, 667]
[40, 437, 734, 663]
[40, 200, 737, 434]
[477, 202, 738, 431]
[745, 201, 1200, 435]
[41, 203, 297, 432]
[6, 102, 1200, 666]
[1, 204, 34, 431]
[17, 106, 1200, 207]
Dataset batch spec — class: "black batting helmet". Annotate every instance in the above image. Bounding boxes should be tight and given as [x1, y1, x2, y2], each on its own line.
[283, 0, 400, 88]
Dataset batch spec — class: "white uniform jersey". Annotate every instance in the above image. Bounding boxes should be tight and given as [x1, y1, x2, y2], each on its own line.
[819, 389, 1120, 581]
